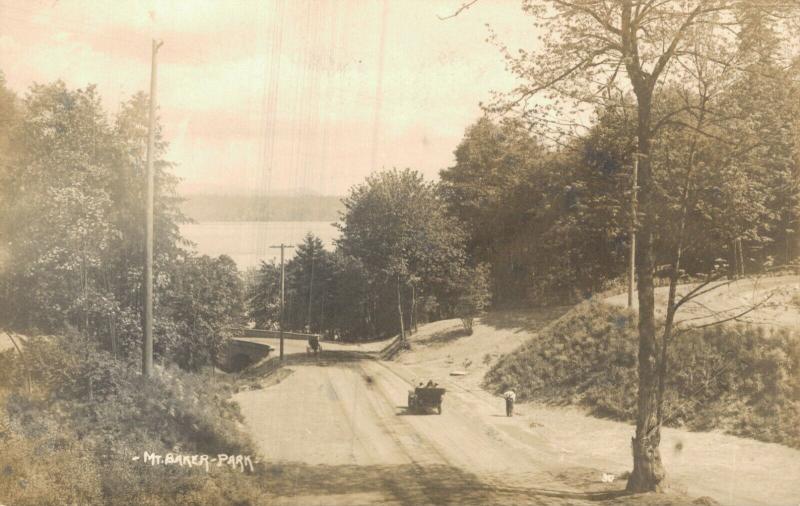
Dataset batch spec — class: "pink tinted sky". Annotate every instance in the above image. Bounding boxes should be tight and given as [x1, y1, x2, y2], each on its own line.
[0, 0, 536, 196]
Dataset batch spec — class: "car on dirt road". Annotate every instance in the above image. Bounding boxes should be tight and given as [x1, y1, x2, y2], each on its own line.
[407, 383, 445, 414]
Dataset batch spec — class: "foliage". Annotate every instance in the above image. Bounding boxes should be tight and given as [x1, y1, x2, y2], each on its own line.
[483, 3, 800, 489]
[245, 261, 282, 329]
[322, 251, 373, 339]
[339, 169, 466, 283]
[439, 118, 547, 303]
[337, 168, 469, 338]
[283, 233, 333, 333]
[246, 236, 374, 340]
[485, 302, 800, 449]
[453, 263, 492, 334]
[246, 170, 475, 341]
[0, 334, 265, 505]
[0, 78, 244, 371]
[160, 255, 244, 370]
[444, 62, 800, 304]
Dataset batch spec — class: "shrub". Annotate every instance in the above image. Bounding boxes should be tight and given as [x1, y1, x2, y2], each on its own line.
[0, 334, 266, 505]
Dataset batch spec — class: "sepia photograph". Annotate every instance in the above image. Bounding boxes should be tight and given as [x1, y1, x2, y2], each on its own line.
[1, 1, 799, 504]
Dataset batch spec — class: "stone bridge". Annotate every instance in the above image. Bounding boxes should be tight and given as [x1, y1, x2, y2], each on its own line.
[223, 338, 275, 371]
[222, 329, 321, 371]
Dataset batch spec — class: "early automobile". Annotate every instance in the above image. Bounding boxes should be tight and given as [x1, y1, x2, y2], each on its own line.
[408, 382, 445, 414]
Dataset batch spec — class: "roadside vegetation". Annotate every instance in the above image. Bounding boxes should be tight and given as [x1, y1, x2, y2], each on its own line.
[0, 333, 265, 505]
[0, 76, 244, 371]
[485, 302, 800, 449]
[0, 76, 257, 504]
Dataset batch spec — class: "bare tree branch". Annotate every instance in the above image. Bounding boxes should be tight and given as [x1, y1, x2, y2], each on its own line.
[675, 291, 776, 335]
[673, 274, 729, 313]
[438, 0, 479, 20]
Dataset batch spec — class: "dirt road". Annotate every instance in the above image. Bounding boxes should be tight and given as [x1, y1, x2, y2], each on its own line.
[236, 353, 631, 505]
[235, 301, 800, 505]
[233, 336, 389, 356]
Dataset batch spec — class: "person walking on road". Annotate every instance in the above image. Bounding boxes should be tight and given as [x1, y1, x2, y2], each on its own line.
[503, 389, 516, 417]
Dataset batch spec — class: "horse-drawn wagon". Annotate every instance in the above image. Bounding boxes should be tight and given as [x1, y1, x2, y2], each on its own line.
[306, 334, 322, 355]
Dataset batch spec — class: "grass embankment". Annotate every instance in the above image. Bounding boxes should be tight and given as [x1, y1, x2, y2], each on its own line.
[0, 334, 265, 505]
[485, 302, 800, 448]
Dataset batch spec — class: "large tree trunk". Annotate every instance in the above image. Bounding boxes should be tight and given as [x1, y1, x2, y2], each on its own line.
[619, 5, 661, 478]
[627, 116, 667, 493]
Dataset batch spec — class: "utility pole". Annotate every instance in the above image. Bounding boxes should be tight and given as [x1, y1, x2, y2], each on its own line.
[628, 140, 639, 308]
[143, 39, 163, 377]
[270, 243, 294, 360]
[306, 248, 315, 331]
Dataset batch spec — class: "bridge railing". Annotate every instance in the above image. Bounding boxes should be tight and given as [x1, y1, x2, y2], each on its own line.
[237, 328, 321, 341]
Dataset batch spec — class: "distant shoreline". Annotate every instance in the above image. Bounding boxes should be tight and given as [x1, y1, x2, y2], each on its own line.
[181, 194, 344, 222]
[179, 220, 341, 270]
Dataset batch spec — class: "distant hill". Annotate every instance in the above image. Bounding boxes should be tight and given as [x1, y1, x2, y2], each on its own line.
[181, 194, 344, 222]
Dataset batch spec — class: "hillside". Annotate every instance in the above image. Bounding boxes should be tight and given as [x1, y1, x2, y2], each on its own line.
[481, 275, 800, 450]
[604, 275, 800, 330]
[484, 301, 800, 448]
[0, 334, 266, 505]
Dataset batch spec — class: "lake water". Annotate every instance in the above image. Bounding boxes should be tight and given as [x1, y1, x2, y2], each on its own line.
[181, 221, 340, 270]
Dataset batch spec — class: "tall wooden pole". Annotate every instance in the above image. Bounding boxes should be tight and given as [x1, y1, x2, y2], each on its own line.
[280, 245, 285, 359]
[306, 249, 315, 331]
[396, 275, 405, 341]
[143, 39, 163, 377]
[270, 243, 294, 360]
[628, 141, 639, 308]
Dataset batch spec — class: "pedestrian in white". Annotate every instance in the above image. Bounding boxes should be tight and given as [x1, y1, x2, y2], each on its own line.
[503, 389, 516, 417]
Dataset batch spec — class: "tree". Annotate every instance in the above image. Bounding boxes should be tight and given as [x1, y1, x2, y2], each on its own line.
[244, 235, 376, 341]
[442, 114, 632, 305]
[1, 82, 117, 333]
[162, 254, 244, 371]
[440, 117, 549, 304]
[0, 78, 230, 373]
[485, 1, 800, 491]
[0, 70, 17, 168]
[338, 169, 468, 339]
[453, 263, 492, 334]
[246, 261, 282, 329]
[0, 72, 20, 310]
[324, 252, 372, 340]
[285, 233, 332, 333]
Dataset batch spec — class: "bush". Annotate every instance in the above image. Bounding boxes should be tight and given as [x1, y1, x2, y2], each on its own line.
[0, 334, 266, 505]
[484, 301, 800, 448]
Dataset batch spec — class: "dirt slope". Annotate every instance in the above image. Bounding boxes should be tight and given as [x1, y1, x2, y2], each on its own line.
[604, 275, 800, 329]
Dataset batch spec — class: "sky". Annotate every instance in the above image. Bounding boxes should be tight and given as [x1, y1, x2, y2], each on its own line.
[0, 0, 536, 197]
